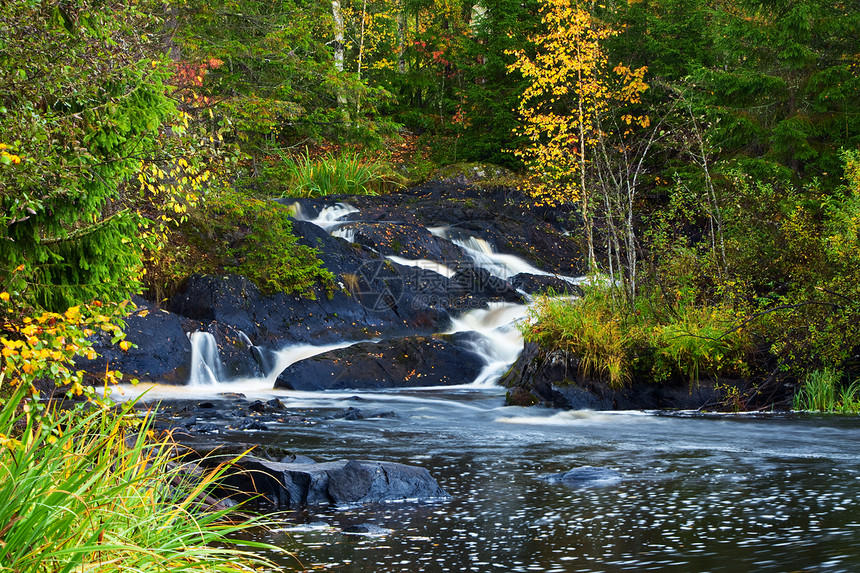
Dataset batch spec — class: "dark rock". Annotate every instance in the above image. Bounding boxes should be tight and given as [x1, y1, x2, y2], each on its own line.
[540, 466, 622, 486]
[342, 524, 393, 536]
[275, 333, 485, 391]
[215, 457, 450, 508]
[510, 273, 582, 297]
[501, 342, 757, 411]
[248, 400, 267, 413]
[179, 416, 197, 429]
[266, 398, 287, 411]
[369, 411, 398, 419]
[280, 454, 317, 464]
[234, 418, 268, 431]
[451, 268, 523, 303]
[333, 221, 464, 264]
[195, 423, 220, 433]
[77, 296, 191, 384]
[331, 407, 365, 420]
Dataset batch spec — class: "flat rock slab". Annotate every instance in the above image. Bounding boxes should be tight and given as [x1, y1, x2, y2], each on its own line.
[275, 333, 485, 391]
[218, 457, 450, 508]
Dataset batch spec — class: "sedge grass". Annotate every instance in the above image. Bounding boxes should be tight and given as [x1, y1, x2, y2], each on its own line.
[0, 384, 279, 572]
[278, 149, 403, 197]
[793, 368, 860, 413]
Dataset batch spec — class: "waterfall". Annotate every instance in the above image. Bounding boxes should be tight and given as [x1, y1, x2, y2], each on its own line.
[188, 331, 225, 386]
[447, 302, 530, 386]
[430, 226, 589, 289]
[296, 202, 359, 232]
[386, 255, 457, 278]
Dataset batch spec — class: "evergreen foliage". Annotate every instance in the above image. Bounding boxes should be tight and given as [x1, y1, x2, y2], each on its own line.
[0, 0, 175, 311]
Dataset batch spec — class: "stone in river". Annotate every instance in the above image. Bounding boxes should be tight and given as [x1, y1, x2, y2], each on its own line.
[539, 466, 622, 486]
[216, 457, 451, 508]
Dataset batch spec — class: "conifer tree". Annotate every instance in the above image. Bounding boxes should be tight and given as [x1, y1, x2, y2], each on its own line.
[0, 0, 175, 310]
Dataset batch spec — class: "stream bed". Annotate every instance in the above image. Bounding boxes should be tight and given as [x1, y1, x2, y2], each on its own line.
[127, 384, 860, 572]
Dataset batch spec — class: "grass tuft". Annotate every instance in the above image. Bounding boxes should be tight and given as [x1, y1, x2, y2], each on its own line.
[0, 385, 279, 572]
[278, 149, 403, 197]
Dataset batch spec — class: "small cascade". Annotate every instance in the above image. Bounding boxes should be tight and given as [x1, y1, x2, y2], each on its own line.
[447, 302, 530, 386]
[331, 226, 357, 244]
[431, 226, 587, 286]
[188, 331, 226, 386]
[386, 255, 457, 278]
[262, 341, 360, 385]
[300, 202, 359, 232]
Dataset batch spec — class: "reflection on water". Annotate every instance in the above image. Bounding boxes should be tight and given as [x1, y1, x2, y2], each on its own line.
[130, 386, 860, 573]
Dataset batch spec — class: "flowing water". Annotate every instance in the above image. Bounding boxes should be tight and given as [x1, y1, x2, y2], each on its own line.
[153, 203, 860, 571]
[127, 383, 860, 573]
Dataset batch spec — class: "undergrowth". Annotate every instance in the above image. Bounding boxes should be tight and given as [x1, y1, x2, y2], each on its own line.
[521, 285, 752, 389]
[275, 149, 404, 197]
[144, 189, 334, 299]
[0, 294, 280, 572]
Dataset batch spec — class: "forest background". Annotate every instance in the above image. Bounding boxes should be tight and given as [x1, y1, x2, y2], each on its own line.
[1, 0, 860, 408]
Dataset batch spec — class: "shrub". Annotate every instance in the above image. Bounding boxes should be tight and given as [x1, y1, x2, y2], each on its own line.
[143, 189, 334, 298]
[521, 285, 753, 389]
[650, 304, 751, 385]
[521, 289, 633, 389]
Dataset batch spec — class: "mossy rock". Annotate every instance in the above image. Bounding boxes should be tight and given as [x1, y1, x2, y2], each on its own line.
[429, 163, 516, 186]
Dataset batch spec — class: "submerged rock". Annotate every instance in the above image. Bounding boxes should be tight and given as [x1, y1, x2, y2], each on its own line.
[216, 457, 451, 508]
[540, 466, 622, 486]
[342, 524, 394, 536]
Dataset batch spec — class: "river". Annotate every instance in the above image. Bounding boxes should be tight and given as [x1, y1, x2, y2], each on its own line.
[119, 381, 860, 572]
[113, 199, 860, 572]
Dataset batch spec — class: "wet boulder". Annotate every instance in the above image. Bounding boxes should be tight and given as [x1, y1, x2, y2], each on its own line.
[540, 466, 622, 486]
[510, 273, 582, 297]
[451, 267, 524, 304]
[274, 333, 485, 391]
[78, 296, 191, 385]
[216, 457, 450, 508]
[332, 221, 464, 265]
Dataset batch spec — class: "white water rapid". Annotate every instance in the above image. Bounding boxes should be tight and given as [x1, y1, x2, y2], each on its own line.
[447, 302, 530, 387]
[288, 201, 359, 232]
[431, 226, 588, 287]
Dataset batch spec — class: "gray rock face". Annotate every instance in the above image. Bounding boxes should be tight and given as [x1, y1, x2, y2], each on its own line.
[218, 457, 450, 508]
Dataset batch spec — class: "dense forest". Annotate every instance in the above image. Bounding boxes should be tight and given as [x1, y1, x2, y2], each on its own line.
[1, 0, 860, 404]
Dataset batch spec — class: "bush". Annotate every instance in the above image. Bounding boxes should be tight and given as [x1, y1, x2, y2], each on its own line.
[522, 289, 631, 388]
[143, 189, 334, 299]
[521, 285, 753, 389]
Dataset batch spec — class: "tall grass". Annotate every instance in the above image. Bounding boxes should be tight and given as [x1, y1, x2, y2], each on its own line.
[793, 368, 860, 413]
[522, 289, 631, 388]
[521, 286, 753, 389]
[0, 384, 277, 572]
[278, 150, 402, 197]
